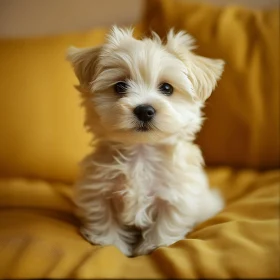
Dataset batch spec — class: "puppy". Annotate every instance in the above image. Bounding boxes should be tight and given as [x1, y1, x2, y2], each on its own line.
[67, 26, 224, 257]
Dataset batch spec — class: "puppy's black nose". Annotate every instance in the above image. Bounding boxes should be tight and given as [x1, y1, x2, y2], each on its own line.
[133, 105, 156, 122]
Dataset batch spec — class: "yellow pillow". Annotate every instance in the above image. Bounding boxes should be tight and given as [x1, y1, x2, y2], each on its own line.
[143, 0, 280, 169]
[0, 29, 109, 182]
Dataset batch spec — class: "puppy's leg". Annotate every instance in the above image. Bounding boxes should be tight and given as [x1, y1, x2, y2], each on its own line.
[196, 188, 224, 224]
[134, 188, 224, 256]
[134, 199, 194, 256]
[74, 180, 135, 257]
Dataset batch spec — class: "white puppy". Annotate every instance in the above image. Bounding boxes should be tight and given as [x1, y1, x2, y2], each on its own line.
[67, 26, 224, 257]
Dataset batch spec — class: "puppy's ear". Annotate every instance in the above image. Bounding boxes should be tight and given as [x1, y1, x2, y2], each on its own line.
[66, 46, 101, 87]
[166, 30, 224, 102]
[186, 54, 225, 101]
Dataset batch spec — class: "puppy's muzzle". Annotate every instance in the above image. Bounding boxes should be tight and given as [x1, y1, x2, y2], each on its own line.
[133, 105, 156, 122]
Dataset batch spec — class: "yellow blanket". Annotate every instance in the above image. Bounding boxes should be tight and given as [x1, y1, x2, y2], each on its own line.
[0, 168, 279, 278]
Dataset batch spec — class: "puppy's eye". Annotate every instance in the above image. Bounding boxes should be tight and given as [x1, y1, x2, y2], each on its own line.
[114, 81, 128, 94]
[158, 83, 173, 96]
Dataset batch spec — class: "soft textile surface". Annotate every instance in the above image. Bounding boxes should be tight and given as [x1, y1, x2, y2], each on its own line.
[0, 168, 279, 278]
[0, 29, 109, 183]
[143, 0, 280, 169]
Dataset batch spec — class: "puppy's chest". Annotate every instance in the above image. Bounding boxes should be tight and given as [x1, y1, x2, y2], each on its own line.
[111, 145, 165, 226]
[119, 145, 162, 194]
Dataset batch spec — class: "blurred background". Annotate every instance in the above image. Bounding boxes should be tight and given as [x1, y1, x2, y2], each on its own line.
[0, 0, 279, 182]
[0, 0, 278, 37]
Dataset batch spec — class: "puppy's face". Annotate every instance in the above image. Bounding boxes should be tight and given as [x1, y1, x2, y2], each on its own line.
[67, 27, 224, 144]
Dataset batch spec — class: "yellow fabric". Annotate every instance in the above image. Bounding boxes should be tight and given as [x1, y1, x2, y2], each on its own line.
[0, 29, 109, 183]
[0, 168, 279, 278]
[143, 0, 280, 169]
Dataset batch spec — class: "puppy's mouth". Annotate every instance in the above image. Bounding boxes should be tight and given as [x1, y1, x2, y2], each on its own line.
[135, 122, 152, 132]
[136, 126, 150, 132]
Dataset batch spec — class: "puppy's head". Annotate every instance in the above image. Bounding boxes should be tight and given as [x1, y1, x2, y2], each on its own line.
[67, 26, 224, 144]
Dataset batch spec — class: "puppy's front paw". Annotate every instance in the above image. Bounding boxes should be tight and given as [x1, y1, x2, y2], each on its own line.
[133, 240, 157, 256]
[80, 227, 102, 245]
[134, 236, 185, 256]
[80, 227, 133, 257]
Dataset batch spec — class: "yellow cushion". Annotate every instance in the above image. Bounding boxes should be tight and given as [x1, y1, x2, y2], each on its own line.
[143, 0, 280, 169]
[0, 29, 109, 182]
[0, 168, 279, 278]
[0, 26, 147, 183]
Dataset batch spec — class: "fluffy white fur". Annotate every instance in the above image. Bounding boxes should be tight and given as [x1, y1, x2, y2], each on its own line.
[67, 26, 225, 257]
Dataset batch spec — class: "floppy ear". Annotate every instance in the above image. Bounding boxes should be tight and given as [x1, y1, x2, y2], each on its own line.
[166, 30, 224, 102]
[185, 53, 225, 101]
[66, 46, 101, 87]
[66, 26, 133, 87]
